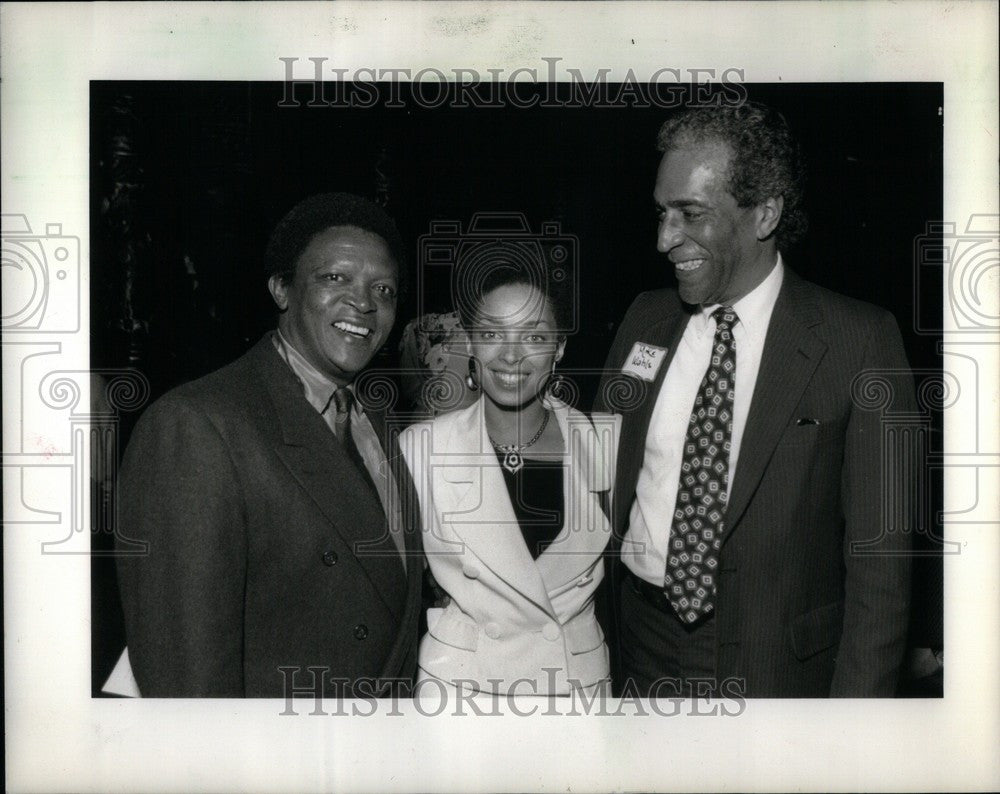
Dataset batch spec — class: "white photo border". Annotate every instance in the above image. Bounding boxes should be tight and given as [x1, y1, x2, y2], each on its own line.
[3, 2, 998, 792]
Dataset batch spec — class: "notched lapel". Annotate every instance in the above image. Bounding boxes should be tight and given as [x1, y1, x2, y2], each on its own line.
[257, 341, 405, 618]
[725, 277, 828, 535]
[435, 400, 555, 617]
[534, 407, 614, 593]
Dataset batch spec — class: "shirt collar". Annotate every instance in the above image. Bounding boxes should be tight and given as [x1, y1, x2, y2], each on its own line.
[272, 329, 346, 416]
[695, 253, 784, 343]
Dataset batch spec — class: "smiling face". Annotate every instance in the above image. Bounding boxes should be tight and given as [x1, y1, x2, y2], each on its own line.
[467, 282, 565, 411]
[654, 141, 780, 306]
[268, 225, 398, 386]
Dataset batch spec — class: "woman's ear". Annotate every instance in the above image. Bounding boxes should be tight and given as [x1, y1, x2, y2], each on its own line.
[555, 337, 567, 363]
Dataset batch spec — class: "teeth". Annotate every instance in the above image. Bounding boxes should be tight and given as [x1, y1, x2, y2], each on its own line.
[334, 321, 371, 337]
[675, 258, 705, 272]
[493, 371, 528, 387]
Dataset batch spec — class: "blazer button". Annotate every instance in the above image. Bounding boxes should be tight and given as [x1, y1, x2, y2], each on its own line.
[321, 550, 338, 566]
[542, 623, 561, 642]
[462, 564, 480, 579]
[576, 575, 593, 587]
[353, 624, 369, 640]
[484, 622, 501, 639]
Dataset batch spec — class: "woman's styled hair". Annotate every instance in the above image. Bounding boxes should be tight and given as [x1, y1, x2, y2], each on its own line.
[454, 252, 574, 335]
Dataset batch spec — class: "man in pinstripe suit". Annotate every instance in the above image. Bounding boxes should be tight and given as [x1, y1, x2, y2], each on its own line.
[595, 102, 915, 697]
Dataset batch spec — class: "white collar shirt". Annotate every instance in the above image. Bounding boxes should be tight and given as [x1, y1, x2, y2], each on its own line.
[622, 255, 785, 585]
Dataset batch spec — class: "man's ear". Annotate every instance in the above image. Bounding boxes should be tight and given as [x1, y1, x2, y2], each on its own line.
[555, 337, 567, 364]
[268, 275, 289, 312]
[756, 196, 784, 241]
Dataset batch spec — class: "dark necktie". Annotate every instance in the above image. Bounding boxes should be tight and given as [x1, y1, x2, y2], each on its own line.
[331, 386, 354, 444]
[328, 387, 384, 502]
[664, 306, 738, 624]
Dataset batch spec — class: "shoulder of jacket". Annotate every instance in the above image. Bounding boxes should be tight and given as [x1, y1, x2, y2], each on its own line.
[621, 288, 682, 324]
[140, 346, 267, 426]
[791, 276, 897, 330]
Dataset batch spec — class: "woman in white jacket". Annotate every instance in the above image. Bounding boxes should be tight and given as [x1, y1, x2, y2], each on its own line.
[399, 262, 617, 698]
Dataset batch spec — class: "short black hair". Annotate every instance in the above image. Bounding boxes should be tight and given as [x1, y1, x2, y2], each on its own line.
[454, 248, 574, 335]
[265, 192, 408, 296]
[657, 101, 808, 250]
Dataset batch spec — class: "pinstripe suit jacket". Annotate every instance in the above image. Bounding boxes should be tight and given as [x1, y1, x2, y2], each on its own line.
[595, 271, 915, 697]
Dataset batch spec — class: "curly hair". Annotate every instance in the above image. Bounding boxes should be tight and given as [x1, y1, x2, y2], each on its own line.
[265, 192, 408, 296]
[656, 102, 808, 250]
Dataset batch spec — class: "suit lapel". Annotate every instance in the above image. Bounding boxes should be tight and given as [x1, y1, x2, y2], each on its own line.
[613, 303, 692, 532]
[724, 273, 828, 536]
[534, 405, 615, 592]
[439, 400, 555, 617]
[251, 339, 406, 620]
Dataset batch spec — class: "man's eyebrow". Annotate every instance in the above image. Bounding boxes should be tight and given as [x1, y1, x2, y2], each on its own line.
[657, 199, 713, 209]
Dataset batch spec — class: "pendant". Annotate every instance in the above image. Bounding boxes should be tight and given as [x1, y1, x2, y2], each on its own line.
[501, 450, 523, 474]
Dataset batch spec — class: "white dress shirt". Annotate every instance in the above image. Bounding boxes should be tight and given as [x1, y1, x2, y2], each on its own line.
[623, 256, 784, 585]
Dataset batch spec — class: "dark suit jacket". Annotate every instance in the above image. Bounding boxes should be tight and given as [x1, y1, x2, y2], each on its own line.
[595, 271, 916, 697]
[116, 334, 423, 697]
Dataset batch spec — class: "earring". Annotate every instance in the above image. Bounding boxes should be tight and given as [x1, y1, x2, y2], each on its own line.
[545, 360, 565, 400]
[465, 358, 479, 391]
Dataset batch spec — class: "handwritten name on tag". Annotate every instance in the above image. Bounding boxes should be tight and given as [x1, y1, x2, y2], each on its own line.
[622, 342, 667, 381]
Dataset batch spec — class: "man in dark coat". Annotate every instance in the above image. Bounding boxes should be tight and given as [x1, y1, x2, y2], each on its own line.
[117, 193, 422, 697]
[596, 103, 916, 697]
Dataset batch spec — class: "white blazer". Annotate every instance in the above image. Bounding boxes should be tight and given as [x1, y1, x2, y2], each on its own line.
[399, 396, 619, 696]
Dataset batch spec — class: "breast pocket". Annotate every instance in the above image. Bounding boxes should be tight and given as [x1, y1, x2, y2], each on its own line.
[779, 420, 845, 448]
[427, 606, 479, 652]
[564, 618, 605, 655]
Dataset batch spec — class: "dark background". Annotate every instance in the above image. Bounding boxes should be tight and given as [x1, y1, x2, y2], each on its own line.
[90, 81, 944, 696]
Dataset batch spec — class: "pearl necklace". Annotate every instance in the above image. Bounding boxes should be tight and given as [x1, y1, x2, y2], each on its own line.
[488, 410, 550, 474]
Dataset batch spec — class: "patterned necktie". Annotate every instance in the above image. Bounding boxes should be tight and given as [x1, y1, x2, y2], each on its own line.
[664, 306, 738, 624]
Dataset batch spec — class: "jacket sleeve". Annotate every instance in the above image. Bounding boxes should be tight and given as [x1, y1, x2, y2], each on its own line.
[831, 310, 916, 696]
[116, 395, 248, 696]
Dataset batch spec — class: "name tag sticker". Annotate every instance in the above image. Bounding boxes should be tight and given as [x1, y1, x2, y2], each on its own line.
[622, 342, 667, 381]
